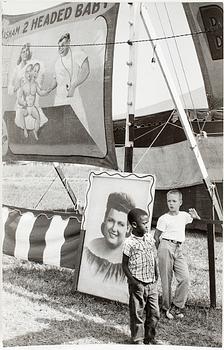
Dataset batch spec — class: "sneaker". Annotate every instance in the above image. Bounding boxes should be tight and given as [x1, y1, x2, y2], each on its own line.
[166, 304, 184, 319]
[145, 338, 166, 345]
[165, 308, 174, 320]
[132, 339, 144, 344]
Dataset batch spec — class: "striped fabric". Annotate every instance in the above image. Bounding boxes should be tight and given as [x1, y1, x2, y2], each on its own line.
[2, 205, 82, 269]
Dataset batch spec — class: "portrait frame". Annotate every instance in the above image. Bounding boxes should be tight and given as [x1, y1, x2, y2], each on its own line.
[74, 170, 156, 304]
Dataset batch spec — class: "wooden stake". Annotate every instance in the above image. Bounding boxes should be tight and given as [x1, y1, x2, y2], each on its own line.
[207, 223, 216, 308]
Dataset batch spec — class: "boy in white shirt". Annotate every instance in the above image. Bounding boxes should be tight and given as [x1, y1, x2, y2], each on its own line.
[154, 189, 200, 319]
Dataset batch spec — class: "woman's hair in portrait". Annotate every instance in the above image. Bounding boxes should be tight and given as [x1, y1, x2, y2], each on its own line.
[104, 192, 135, 220]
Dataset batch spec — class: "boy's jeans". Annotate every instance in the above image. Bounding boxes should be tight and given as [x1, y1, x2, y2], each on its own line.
[158, 239, 190, 310]
[128, 281, 160, 343]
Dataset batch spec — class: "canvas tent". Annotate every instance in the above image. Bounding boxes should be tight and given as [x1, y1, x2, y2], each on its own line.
[2, 2, 223, 267]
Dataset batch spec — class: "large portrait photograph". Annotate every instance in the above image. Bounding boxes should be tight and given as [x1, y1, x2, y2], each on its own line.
[75, 171, 156, 304]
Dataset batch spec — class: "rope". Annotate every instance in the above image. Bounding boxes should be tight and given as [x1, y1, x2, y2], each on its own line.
[2, 27, 222, 48]
[155, 3, 188, 111]
[134, 122, 167, 142]
[167, 121, 198, 137]
[214, 184, 223, 210]
[163, 3, 200, 134]
[133, 111, 173, 171]
[34, 174, 57, 209]
[164, 3, 198, 120]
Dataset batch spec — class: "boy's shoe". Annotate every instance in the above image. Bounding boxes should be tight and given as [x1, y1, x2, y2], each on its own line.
[166, 304, 184, 319]
[144, 338, 166, 345]
[133, 340, 144, 344]
[166, 309, 174, 320]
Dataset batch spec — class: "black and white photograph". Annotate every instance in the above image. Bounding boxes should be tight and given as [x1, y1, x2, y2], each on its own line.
[1, 1, 223, 349]
[75, 171, 156, 304]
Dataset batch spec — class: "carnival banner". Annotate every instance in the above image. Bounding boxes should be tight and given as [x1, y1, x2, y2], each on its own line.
[183, 3, 223, 109]
[2, 2, 119, 169]
[2, 205, 81, 269]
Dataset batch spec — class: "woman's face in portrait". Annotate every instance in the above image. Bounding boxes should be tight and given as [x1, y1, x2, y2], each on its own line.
[103, 208, 128, 249]
[21, 47, 30, 63]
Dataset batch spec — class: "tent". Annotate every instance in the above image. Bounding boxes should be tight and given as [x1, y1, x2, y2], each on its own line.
[2, 2, 223, 267]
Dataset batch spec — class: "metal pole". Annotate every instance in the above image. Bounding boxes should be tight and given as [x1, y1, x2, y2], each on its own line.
[140, 4, 222, 222]
[207, 223, 216, 308]
[53, 163, 77, 209]
[124, 2, 140, 172]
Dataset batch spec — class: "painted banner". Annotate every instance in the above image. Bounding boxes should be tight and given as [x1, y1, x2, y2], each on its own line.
[2, 205, 81, 269]
[183, 2, 223, 109]
[2, 2, 119, 169]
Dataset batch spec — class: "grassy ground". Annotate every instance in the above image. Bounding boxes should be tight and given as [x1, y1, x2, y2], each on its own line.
[2, 163, 97, 210]
[2, 254, 222, 348]
[2, 163, 223, 347]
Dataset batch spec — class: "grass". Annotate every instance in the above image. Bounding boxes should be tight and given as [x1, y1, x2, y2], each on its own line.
[2, 163, 93, 211]
[2, 163, 223, 347]
[2, 254, 222, 348]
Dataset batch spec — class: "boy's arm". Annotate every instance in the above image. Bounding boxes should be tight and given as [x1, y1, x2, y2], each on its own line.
[122, 253, 138, 285]
[154, 257, 159, 281]
[154, 228, 162, 249]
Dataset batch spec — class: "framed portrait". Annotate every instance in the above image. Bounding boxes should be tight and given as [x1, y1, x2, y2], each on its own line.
[74, 171, 156, 304]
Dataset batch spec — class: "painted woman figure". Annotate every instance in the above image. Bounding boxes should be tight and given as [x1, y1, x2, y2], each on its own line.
[8, 43, 48, 138]
[8, 43, 32, 128]
[18, 63, 51, 140]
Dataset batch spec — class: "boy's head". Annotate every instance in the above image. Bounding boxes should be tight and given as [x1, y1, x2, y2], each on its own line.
[167, 189, 182, 214]
[128, 208, 149, 237]
[101, 192, 135, 249]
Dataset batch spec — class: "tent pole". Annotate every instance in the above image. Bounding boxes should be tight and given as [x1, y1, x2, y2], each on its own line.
[140, 4, 223, 221]
[124, 3, 140, 172]
[53, 162, 77, 210]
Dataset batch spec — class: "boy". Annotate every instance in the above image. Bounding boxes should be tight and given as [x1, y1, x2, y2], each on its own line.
[122, 208, 160, 345]
[154, 189, 200, 320]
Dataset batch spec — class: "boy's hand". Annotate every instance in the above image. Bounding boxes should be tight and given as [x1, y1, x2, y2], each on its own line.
[154, 258, 159, 281]
[189, 208, 200, 220]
